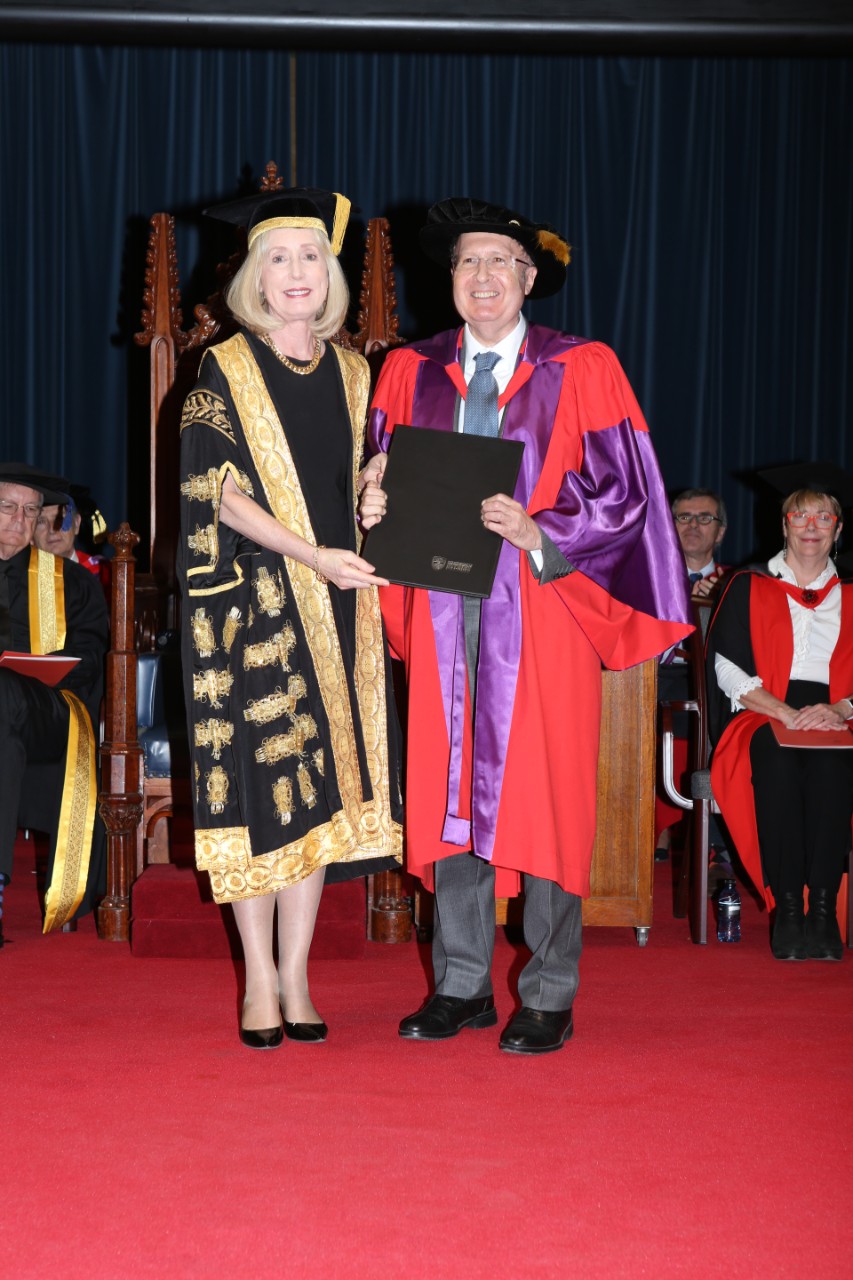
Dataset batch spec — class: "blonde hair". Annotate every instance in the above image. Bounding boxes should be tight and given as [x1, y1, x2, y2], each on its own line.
[225, 227, 350, 341]
[782, 488, 843, 521]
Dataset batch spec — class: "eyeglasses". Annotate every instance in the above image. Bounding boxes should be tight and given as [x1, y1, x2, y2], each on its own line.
[674, 512, 722, 527]
[785, 510, 838, 530]
[452, 254, 534, 275]
[0, 499, 42, 520]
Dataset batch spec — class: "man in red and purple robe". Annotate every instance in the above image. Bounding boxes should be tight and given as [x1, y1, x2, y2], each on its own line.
[361, 197, 691, 1053]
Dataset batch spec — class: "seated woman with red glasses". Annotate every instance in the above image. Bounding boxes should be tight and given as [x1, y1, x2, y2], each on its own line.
[706, 464, 853, 961]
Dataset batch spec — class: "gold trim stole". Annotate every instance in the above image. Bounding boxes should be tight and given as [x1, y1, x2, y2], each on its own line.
[42, 690, 98, 932]
[27, 546, 66, 652]
[24, 549, 97, 931]
[211, 334, 400, 857]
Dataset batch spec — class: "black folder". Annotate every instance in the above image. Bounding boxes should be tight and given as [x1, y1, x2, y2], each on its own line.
[364, 425, 525, 597]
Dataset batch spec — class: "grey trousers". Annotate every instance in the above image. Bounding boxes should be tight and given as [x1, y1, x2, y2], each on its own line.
[432, 851, 582, 1011]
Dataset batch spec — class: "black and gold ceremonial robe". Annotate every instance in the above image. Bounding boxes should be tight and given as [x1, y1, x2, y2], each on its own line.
[0, 545, 108, 929]
[178, 330, 402, 904]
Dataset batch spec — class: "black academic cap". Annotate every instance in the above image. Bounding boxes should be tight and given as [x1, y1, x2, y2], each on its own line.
[0, 462, 69, 505]
[419, 196, 571, 299]
[758, 461, 853, 510]
[66, 483, 108, 545]
[204, 187, 352, 255]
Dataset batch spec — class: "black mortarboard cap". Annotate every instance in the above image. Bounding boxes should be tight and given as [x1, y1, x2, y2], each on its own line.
[66, 483, 108, 545]
[204, 186, 352, 255]
[758, 461, 853, 511]
[419, 196, 571, 299]
[0, 462, 69, 505]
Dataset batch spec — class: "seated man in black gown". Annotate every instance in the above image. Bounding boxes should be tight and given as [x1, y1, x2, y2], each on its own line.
[0, 464, 109, 946]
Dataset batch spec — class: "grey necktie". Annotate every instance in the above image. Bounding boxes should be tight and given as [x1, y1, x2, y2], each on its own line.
[465, 350, 501, 438]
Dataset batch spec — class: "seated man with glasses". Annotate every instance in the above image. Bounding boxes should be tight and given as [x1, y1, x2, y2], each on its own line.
[360, 197, 691, 1052]
[0, 463, 109, 947]
[656, 487, 731, 862]
[671, 488, 729, 601]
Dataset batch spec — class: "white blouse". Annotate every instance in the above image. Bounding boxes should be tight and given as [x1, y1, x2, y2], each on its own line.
[715, 552, 842, 711]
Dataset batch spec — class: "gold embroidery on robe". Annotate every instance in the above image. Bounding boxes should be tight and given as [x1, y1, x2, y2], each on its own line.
[193, 668, 233, 708]
[244, 675, 307, 726]
[188, 523, 219, 560]
[195, 810, 364, 903]
[180, 390, 234, 441]
[255, 713, 318, 764]
[181, 466, 254, 505]
[242, 625, 296, 671]
[191, 608, 217, 658]
[296, 762, 317, 808]
[223, 607, 243, 653]
[254, 565, 284, 617]
[195, 718, 234, 759]
[272, 777, 294, 825]
[205, 765, 229, 815]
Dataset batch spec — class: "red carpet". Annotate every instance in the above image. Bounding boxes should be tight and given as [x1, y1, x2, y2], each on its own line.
[2, 837, 852, 1279]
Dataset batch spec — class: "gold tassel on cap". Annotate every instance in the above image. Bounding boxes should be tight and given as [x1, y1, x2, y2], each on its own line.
[537, 229, 571, 265]
[91, 508, 108, 545]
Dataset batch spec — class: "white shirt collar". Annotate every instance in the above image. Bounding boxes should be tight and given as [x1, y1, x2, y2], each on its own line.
[768, 549, 837, 589]
[462, 316, 527, 391]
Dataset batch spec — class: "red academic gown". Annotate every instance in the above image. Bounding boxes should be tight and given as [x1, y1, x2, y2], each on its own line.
[368, 325, 692, 898]
[709, 571, 853, 921]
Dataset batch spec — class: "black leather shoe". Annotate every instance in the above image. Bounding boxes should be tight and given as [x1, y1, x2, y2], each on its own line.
[805, 889, 844, 961]
[239, 1021, 284, 1050]
[284, 1020, 328, 1042]
[61, 919, 78, 934]
[499, 1006, 574, 1055]
[771, 892, 807, 960]
[398, 994, 497, 1040]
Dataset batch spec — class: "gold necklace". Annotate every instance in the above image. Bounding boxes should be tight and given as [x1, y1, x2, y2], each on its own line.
[262, 333, 322, 375]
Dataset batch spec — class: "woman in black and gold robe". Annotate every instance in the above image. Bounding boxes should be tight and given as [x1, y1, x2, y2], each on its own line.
[178, 189, 402, 1048]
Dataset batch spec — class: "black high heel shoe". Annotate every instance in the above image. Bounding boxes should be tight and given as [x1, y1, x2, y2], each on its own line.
[280, 998, 327, 1041]
[240, 1022, 284, 1049]
[283, 1019, 328, 1043]
[239, 1000, 284, 1049]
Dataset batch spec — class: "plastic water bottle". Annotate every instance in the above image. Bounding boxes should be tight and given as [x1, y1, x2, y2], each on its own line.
[717, 878, 741, 943]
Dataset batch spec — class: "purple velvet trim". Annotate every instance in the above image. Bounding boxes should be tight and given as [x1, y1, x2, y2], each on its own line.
[416, 329, 584, 860]
[367, 406, 389, 456]
[536, 424, 692, 625]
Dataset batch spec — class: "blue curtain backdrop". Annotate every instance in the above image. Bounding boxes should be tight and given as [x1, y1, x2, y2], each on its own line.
[1, 44, 851, 562]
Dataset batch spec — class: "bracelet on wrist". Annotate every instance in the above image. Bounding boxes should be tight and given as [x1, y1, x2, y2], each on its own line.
[313, 544, 328, 585]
